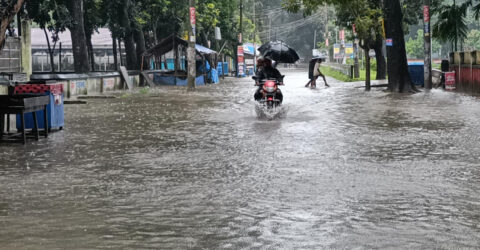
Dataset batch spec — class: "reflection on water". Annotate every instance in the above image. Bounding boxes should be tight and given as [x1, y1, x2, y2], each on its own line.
[1, 69, 479, 249]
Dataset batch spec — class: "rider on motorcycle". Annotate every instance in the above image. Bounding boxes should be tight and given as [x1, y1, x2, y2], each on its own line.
[254, 57, 284, 103]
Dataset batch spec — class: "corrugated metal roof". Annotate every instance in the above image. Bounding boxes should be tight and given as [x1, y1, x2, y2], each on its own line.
[195, 44, 217, 55]
[31, 28, 114, 49]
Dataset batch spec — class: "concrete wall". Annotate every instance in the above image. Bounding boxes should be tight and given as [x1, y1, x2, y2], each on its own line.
[30, 72, 140, 98]
[62, 75, 140, 98]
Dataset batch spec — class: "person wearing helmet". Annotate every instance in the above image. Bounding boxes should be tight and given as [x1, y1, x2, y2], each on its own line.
[254, 57, 284, 102]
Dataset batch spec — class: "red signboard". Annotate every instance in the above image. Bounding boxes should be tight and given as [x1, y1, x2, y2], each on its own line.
[237, 45, 245, 76]
[237, 46, 244, 56]
[340, 29, 345, 41]
[352, 24, 356, 34]
[190, 7, 196, 25]
[445, 71, 456, 91]
[325, 38, 329, 47]
[423, 6, 430, 23]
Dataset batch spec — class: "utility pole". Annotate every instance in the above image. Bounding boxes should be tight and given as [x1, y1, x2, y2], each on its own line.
[253, 0, 257, 72]
[423, 0, 432, 89]
[237, 0, 243, 77]
[313, 30, 317, 50]
[187, 0, 196, 90]
[353, 23, 359, 78]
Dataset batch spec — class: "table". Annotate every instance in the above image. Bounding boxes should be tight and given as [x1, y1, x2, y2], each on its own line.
[0, 95, 49, 144]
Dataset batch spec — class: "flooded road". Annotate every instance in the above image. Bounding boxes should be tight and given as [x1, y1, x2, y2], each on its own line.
[1, 68, 480, 249]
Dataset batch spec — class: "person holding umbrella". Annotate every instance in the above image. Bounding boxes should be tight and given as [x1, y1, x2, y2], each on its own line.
[254, 57, 284, 102]
[306, 57, 329, 88]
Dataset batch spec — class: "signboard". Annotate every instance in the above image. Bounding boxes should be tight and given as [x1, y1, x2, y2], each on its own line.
[445, 71, 456, 91]
[334, 43, 341, 59]
[190, 7, 196, 25]
[215, 27, 222, 40]
[103, 78, 115, 91]
[237, 46, 245, 76]
[345, 43, 354, 55]
[352, 24, 356, 35]
[237, 46, 244, 56]
[334, 44, 340, 54]
[423, 6, 430, 23]
[325, 38, 329, 47]
[424, 24, 430, 36]
[190, 7, 196, 41]
[238, 63, 244, 76]
[76, 81, 86, 89]
[386, 38, 393, 46]
[340, 29, 345, 41]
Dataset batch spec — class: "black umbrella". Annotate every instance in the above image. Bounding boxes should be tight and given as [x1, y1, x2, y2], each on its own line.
[258, 41, 300, 64]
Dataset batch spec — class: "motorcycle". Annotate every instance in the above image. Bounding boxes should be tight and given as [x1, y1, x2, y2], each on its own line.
[253, 76, 284, 109]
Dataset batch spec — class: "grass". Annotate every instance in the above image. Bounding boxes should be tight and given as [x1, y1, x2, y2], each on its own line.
[320, 66, 378, 82]
[139, 87, 150, 95]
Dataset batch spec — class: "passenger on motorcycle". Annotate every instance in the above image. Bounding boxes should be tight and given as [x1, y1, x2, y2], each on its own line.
[254, 57, 284, 103]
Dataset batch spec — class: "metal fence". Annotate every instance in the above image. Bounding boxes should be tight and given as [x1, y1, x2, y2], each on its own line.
[324, 62, 354, 78]
[32, 49, 123, 72]
[0, 37, 21, 73]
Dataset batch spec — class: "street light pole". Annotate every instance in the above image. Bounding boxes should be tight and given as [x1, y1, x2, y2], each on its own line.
[423, 0, 432, 89]
[187, 0, 196, 91]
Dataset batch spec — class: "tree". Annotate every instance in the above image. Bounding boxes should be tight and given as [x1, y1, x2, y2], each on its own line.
[284, 0, 416, 92]
[355, 7, 384, 90]
[432, 0, 471, 51]
[65, 0, 91, 73]
[332, 0, 386, 81]
[0, 0, 25, 49]
[406, 29, 441, 58]
[383, 0, 415, 92]
[196, 1, 220, 47]
[84, 0, 103, 71]
[464, 29, 480, 50]
[27, 0, 90, 73]
[27, 0, 73, 72]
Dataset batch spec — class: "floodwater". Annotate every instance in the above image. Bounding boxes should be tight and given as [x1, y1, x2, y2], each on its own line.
[1, 68, 479, 249]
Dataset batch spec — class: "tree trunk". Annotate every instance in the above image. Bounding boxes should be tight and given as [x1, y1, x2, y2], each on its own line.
[383, 0, 415, 92]
[133, 29, 146, 70]
[66, 0, 90, 73]
[373, 40, 386, 80]
[365, 48, 371, 91]
[86, 32, 95, 71]
[118, 0, 137, 70]
[0, 0, 25, 49]
[112, 33, 118, 71]
[43, 28, 56, 72]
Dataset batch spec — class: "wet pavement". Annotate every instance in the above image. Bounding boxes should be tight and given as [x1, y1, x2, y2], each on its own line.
[1, 68, 480, 249]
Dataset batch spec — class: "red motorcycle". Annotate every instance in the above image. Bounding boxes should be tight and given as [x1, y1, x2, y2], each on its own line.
[253, 76, 284, 109]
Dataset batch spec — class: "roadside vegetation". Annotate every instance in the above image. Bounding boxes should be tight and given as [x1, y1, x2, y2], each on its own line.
[320, 66, 378, 83]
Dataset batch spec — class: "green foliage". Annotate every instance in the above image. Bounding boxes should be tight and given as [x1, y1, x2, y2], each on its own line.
[320, 65, 378, 82]
[405, 29, 441, 58]
[26, 0, 73, 32]
[432, 1, 471, 50]
[464, 29, 480, 50]
[405, 30, 423, 58]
